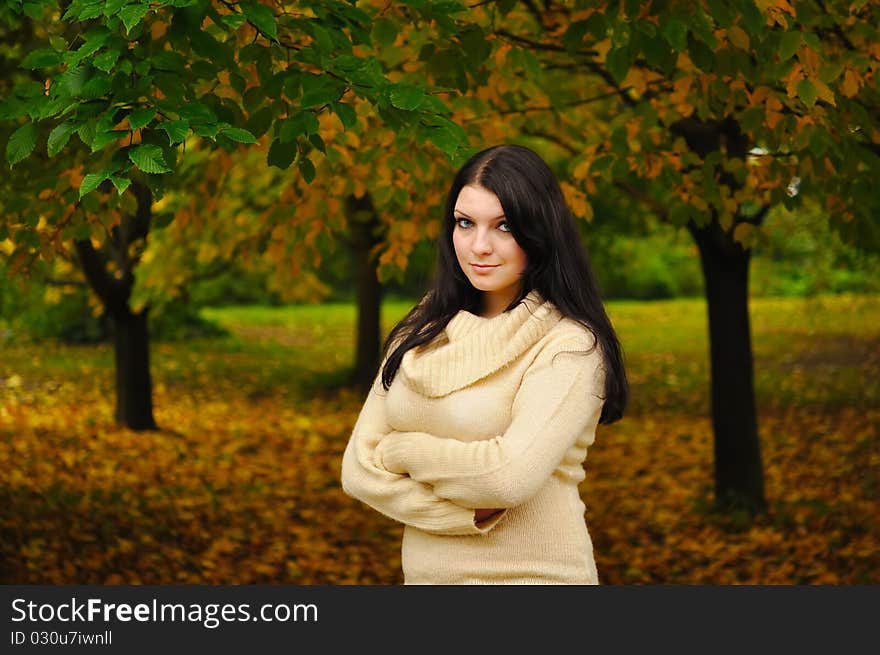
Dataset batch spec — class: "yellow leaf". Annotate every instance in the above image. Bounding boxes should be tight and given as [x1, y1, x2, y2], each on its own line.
[727, 26, 750, 50]
[399, 221, 417, 241]
[812, 78, 836, 106]
[840, 69, 861, 97]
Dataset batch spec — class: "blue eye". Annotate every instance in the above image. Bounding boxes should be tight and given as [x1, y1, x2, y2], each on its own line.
[455, 217, 472, 228]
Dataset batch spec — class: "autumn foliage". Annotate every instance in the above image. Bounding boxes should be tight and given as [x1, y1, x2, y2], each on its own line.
[1, 295, 877, 584]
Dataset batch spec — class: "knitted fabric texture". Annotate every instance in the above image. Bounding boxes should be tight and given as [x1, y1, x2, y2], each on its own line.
[340, 290, 607, 584]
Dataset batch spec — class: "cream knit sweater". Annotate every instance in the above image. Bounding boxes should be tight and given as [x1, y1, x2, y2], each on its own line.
[340, 290, 607, 584]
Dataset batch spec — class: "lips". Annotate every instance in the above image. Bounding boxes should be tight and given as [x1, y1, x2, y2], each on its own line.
[471, 264, 498, 269]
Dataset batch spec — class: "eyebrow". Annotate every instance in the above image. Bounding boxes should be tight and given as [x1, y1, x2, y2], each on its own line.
[453, 210, 506, 221]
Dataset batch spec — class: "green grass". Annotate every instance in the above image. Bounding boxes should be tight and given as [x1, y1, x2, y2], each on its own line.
[201, 294, 880, 415]
[4, 294, 877, 414]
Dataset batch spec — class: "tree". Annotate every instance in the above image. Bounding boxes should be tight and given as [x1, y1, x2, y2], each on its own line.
[452, 0, 880, 514]
[125, 3, 492, 391]
[1, 0, 474, 427]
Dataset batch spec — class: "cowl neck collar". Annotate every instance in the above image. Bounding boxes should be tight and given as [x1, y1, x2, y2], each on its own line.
[399, 290, 562, 397]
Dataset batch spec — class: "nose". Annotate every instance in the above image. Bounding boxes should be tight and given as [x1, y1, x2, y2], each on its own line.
[471, 227, 492, 255]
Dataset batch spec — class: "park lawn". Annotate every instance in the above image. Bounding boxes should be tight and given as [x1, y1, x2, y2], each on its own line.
[0, 294, 877, 584]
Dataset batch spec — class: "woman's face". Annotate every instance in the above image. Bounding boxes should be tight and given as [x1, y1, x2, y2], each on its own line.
[452, 184, 528, 315]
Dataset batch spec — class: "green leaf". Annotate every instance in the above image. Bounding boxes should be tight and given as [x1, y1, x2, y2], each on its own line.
[819, 64, 844, 84]
[47, 121, 78, 156]
[661, 19, 688, 52]
[425, 125, 460, 157]
[220, 127, 258, 143]
[66, 28, 111, 66]
[81, 73, 112, 100]
[78, 120, 97, 147]
[151, 51, 186, 72]
[299, 156, 316, 183]
[119, 4, 150, 33]
[611, 23, 631, 49]
[103, 0, 129, 15]
[332, 102, 357, 129]
[177, 103, 217, 125]
[372, 18, 398, 47]
[706, 0, 735, 28]
[300, 82, 343, 108]
[279, 112, 319, 141]
[128, 107, 156, 131]
[110, 174, 132, 195]
[49, 36, 68, 51]
[802, 32, 821, 51]
[267, 138, 298, 169]
[740, 2, 764, 36]
[192, 123, 221, 139]
[606, 47, 631, 85]
[310, 24, 334, 54]
[688, 37, 715, 72]
[308, 133, 325, 153]
[563, 20, 590, 51]
[23, 1, 46, 19]
[688, 11, 717, 48]
[778, 31, 801, 62]
[23, 49, 63, 69]
[91, 130, 126, 152]
[221, 13, 247, 29]
[79, 173, 108, 198]
[0, 99, 25, 122]
[641, 34, 676, 74]
[129, 144, 171, 173]
[37, 97, 69, 120]
[389, 84, 425, 110]
[459, 26, 491, 66]
[93, 49, 121, 72]
[6, 122, 38, 167]
[584, 12, 607, 39]
[241, 1, 277, 40]
[158, 120, 189, 144]
[245, 106, 274, 138]
[797, 79, 817, 107]
[58, 66, 90, 95]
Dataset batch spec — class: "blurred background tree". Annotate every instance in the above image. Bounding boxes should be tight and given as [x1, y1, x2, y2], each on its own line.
[437, 0, 880, 514]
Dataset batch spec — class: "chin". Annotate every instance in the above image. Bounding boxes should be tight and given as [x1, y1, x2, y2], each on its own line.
[467, 278, 495, 291]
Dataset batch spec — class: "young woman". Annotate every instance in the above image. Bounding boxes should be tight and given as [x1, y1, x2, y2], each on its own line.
[340, 144, 628, 584]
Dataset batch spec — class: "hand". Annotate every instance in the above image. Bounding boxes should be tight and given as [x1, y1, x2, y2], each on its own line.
[474, 507, 504, 523]
[374, 431, 409, 474]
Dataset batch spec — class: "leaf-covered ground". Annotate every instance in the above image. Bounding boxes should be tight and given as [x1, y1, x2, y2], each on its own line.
[1, 295, 877, 584]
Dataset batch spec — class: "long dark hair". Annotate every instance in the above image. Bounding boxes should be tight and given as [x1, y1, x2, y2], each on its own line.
[381, 144, 627, 424]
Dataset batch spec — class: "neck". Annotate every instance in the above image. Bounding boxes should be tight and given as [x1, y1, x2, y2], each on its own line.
[480, 286, 521, 318]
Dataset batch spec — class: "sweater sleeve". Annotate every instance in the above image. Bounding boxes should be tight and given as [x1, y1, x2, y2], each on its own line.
[375, 335, 606, 508]
[340, 368, 505, 536]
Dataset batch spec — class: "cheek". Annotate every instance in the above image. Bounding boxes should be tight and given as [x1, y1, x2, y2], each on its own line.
[452, 231, 467, 261]
[508, 241, 528, 273]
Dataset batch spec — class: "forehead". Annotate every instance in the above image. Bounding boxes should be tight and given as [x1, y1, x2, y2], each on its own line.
[454, 185, 504, 217]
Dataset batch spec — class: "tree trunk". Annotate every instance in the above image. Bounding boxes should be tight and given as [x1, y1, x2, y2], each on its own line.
[345, 193, 383, 391]
[74, 181, 158, 431]
[110, 307, 157, 430]
[688, 216, 766, 514]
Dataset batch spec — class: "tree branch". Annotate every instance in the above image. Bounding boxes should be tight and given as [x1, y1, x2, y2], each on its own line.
[736, 204, 771, 227]
[74, 237, 117, 311]
[521, 128, 578, 155]
[613, 180, 670, 223]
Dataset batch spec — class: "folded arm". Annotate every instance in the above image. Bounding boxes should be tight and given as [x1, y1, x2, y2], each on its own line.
[340, 370, 505, 535]
[376, 335, 606, 508]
